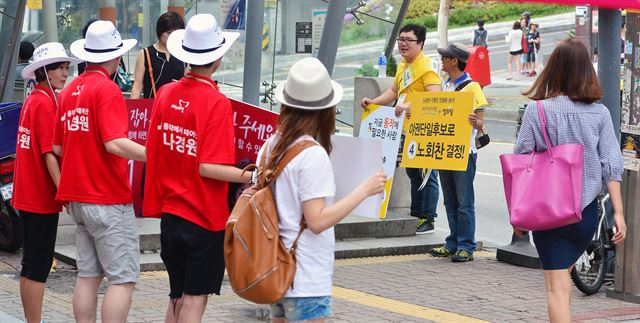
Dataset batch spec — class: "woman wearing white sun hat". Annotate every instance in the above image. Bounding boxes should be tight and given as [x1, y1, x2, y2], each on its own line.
[258, 57, 386, 322]
[142, 13, 248, 323]
[12, 41, 81, 323]
[54, 20, 146, 323]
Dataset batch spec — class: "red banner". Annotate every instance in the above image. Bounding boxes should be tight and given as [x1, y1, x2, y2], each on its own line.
[494, 0, 640, 10]
[230, 98, 279, 164]
[125, 98, 279, 215]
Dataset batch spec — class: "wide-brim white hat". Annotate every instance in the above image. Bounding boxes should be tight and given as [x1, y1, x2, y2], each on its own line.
[275, 57, 343, 110]
[70, 20, 136, 63]
[167, 14, 239, 65]
[22, 42, 83, 80]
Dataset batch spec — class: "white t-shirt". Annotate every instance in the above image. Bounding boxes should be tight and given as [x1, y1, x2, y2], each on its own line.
[256, 134, 336, 297]
[505, 29, 523, 52]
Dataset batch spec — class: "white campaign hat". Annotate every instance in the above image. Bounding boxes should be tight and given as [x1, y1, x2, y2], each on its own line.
[70, 20, 136, 63]
[274, 57, 343, 110]
[167, 14, 239, 65]
[22, 42, 83, 80]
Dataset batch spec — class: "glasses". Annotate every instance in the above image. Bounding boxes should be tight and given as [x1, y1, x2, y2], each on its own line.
[396, 38, 419, 45]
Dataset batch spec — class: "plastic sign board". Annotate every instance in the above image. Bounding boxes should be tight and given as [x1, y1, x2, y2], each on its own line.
[400, 91, 474, 171]
[359, 105, 404, 219]
[27, 0, 42, 10]
[230, 99, 278, 163]
[330, 135, 384, 219]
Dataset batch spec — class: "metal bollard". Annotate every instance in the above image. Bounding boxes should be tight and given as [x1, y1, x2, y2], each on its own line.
[496, 104, 542, 269]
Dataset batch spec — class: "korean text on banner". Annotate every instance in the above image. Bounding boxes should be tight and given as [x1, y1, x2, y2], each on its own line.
[126, 99, 154, 216]
[330, 135, 384, 219]
[230, 99, 278, 164]
[400, 91, 474, 171]
[359, 105, 404, 219]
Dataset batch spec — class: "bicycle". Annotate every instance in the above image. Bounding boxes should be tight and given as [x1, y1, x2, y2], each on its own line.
[570, 192, 616, 295]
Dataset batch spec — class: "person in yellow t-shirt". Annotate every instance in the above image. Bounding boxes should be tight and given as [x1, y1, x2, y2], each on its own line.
[428, 43, 488, 263]
[360, 24, 442, 234]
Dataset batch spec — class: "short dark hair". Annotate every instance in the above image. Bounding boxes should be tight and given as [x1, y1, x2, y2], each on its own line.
[477, 19, 485, 28]
[523, 39, 601, 103]
[34, 61, 66, 83]
[19, 41, 34, 62]
[156, 11, 185, 39]
[399, 24, 426, 49]
[190, 61, 215, 69]
[513, 21, 521, 30]
[457, 60, 467, 71]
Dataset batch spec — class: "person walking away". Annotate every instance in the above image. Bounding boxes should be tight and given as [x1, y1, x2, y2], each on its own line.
[143, 14, 250, 323]
[520, 17, 531, 76]
[526, 22, 540, 76]
[53, 20, 146, 323]
[360, 24, 441, 234]
[514, 39, 626, 322]
[15, 41, 34, 80]
[505, 21, 523, 80]
[267, 56, 386, 322]
[472, 19, 488, 48]
[12, 42, 81, 323]
[130, 11, 185, 99]
[428, 43, 487, 262]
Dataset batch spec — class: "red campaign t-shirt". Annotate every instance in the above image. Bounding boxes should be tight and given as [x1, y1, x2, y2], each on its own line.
[53, 66, 132, 204]
[143, 72, 235, 232]
[12, 85, 62, 214]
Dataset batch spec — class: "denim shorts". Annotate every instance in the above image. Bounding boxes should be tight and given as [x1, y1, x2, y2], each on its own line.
[270, 296, 332, 322]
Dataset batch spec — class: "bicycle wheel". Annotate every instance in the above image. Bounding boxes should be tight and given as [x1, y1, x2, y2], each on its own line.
[571, 233, 607, 295]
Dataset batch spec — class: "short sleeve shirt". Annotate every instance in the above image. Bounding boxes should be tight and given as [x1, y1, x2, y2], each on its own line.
[12, 85, 62, 213]
[444, 73, 488, 153]
[143, 72, 235, 232]
[256, 135, 336, 297]
[55, 66, 131, 204]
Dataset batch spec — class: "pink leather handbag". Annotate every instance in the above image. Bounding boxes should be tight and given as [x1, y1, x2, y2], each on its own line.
[500, 101, 583, 231]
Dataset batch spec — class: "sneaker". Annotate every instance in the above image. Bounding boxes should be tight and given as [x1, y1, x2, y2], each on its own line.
[428, 246, 453, 257]
[416, 219, 435, 234]
[529, 71, 537, 76]
[451, 250, 474, 262]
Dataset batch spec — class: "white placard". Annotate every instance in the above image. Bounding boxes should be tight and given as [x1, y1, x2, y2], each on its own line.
[330, 135, 383, 219]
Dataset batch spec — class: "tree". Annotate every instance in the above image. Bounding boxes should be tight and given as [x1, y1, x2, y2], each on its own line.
[437, 0, 452, 48]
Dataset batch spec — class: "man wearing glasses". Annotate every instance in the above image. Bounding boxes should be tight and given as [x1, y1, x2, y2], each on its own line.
[361, 24, 442, 234]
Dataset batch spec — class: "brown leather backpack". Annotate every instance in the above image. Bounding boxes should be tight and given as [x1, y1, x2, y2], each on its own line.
[224, 140, 317, 304]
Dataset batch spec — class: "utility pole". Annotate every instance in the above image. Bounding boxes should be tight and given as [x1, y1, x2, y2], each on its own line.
[242, 0, 265, 106]
[43, 0, 58, 42]
[317, 0, 347, 76]
[437, 0, 452, 48]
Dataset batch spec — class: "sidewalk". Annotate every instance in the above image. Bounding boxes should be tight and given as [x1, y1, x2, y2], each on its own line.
[1, 249, 639, 322]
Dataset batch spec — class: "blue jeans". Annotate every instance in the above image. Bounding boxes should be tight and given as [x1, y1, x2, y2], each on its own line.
[270, 296, 332, 322]
[405, 168, 439, 220]
[440, 153, 477, 253]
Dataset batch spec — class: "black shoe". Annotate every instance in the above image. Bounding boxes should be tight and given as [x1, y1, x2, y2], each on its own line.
[451, 250, 474, 262]
[416, 219, 435, 235]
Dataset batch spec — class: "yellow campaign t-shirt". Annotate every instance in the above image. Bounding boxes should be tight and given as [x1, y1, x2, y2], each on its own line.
[456, 79, 488, 153]
[393, 51, 441, 132]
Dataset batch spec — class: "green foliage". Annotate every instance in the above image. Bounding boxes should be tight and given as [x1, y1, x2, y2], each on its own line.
[356, 63, 379, 77]
[386, 54, 398, 77]
[405, 3, 571, 30]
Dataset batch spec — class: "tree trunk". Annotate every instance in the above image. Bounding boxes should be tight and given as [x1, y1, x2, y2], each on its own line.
[437, 0, 452, 49]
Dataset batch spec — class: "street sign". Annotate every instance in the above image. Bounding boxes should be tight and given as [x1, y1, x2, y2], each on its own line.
[295, 22, 312, 54]
[312, 9, 327, 55]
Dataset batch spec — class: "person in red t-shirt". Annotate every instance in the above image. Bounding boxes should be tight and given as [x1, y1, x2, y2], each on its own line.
[53, 21, 145, 323]
[13, 42, 81, 323]
[143, 14, 250, 322]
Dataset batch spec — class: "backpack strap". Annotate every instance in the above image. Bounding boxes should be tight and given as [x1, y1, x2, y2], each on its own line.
[144, 47, 157, 98]
[455, 79, 473, 92]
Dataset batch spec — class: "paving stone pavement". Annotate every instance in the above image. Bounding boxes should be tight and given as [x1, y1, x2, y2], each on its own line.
[1, 250, 640, 322]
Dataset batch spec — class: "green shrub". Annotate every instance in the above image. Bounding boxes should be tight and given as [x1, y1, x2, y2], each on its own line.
[386, 54, 398, 77]
[356, 63, 379, 77]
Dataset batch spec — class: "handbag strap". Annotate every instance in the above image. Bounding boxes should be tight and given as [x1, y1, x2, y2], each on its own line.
[536, 100, 555, 161]
[144, 47, 157, 98]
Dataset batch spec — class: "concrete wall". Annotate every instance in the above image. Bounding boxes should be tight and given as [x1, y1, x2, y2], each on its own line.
[354, 76, 410, 209]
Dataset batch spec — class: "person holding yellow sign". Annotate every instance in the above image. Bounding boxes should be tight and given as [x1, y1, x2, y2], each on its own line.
[428, 43, 487, 262]
[361, 24, 442, 234]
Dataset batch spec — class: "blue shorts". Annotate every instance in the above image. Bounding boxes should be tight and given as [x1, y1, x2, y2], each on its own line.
[270, 296, 332, 322]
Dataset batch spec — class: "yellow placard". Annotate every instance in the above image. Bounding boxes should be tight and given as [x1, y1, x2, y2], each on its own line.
[27, 0, 43, 10]
[400, 91, 474, 171]
[137, 13, 144, 28]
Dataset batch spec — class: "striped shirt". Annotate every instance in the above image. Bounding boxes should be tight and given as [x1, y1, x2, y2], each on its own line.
[514, 96, 624, 211]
